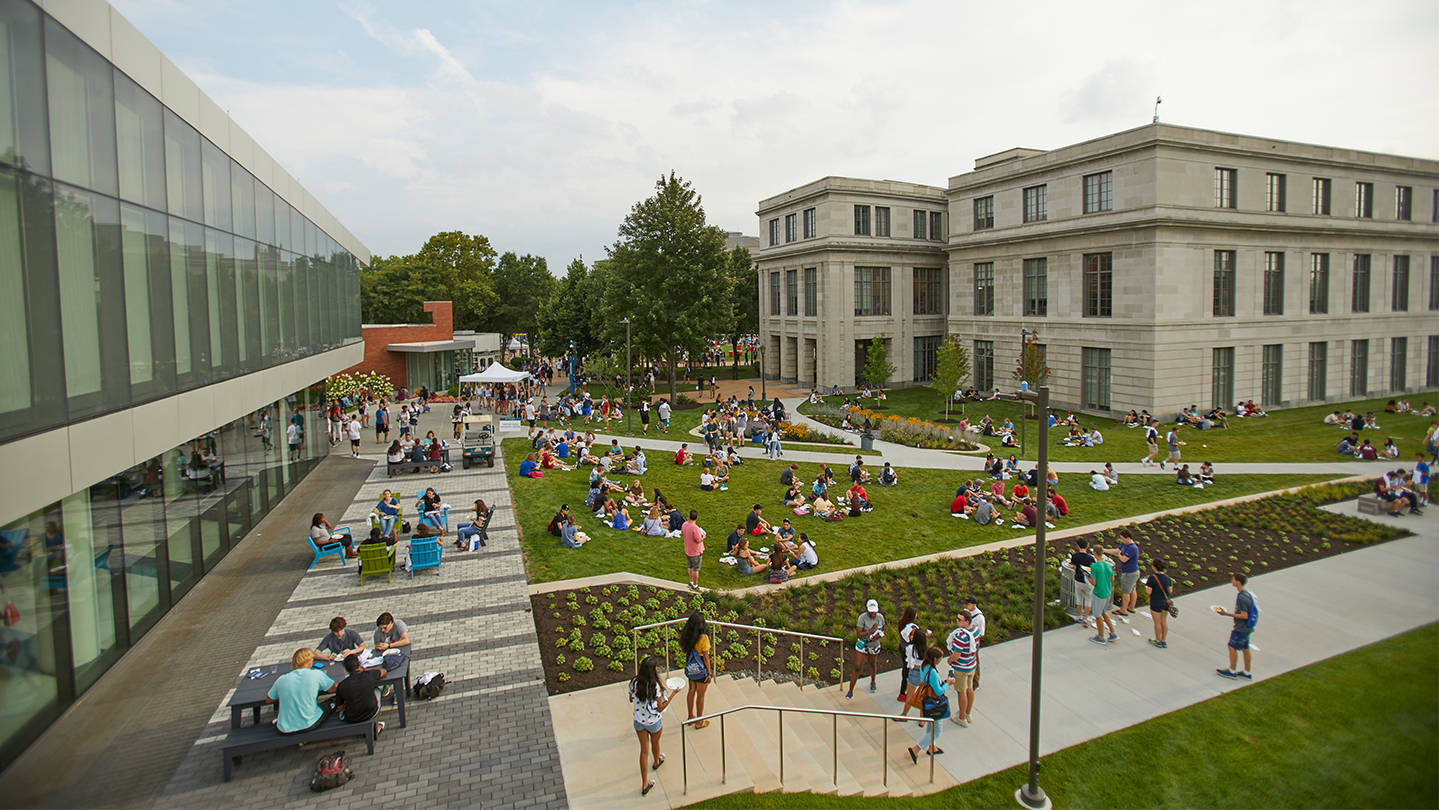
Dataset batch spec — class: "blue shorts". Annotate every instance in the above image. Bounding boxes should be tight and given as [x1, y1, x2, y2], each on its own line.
[1228, 628, 1252, 650]
[633, 718, 662, 734]
[906, 668, 922, 686]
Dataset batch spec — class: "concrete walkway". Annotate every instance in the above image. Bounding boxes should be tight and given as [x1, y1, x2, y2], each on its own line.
[843, 503, 1439, 786]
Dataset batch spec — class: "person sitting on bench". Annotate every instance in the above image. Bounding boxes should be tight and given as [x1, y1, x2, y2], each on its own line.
[373, 612, 410, 669]
[332, 653, 386, 736]
[265, 647, 336, 734]
[316, 616, 367, 662]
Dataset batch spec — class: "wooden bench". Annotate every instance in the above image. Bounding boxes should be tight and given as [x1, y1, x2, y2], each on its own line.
[1356, 493, 1383, 514]
[386, 449, 451, 477]
[222, 711, 377, 782]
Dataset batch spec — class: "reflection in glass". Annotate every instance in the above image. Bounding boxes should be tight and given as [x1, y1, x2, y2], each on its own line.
[0, 507, 63, 764]
[229, 161, 255, 239]
[55, 185, 127, 414]
[235, 237, 259, 370]
[44, 19, 118, 196]
[65, 487, 123, 692]
[114, 71, 166, 210]
[116, 458, 164, 634]
[200, 138, 230, 231]
[0, 0, 50, 173]
[163, 109, 202, 222]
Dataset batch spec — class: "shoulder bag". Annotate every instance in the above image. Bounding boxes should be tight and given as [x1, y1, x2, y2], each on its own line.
[1155, 574, 1178, 618]
[918, 666, 951, 720]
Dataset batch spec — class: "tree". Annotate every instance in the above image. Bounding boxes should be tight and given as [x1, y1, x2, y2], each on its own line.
[487, 251, 556, 350]
[534, 258, 600, 359]
[1012, 336, 1051, 389]
[603, 172, 733, 402]
[931, 336, 971, 420]
[862, 335, 896, 390]
[416, 231, 499, 331]
[361, 253, 431, 324]
[722, 246, 758, 376]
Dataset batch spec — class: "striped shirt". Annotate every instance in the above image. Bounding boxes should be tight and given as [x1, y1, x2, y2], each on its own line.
[946, 627, 978, 672]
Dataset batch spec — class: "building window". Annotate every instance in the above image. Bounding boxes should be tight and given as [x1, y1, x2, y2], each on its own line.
[1352, 254, 1371, 313]
[874, 206, 891, 237]
[1308, 341, 1327, 400]
[973, 196, 994, 230]
[1428, 335, 1439, 387]
[1391, 337, 1407, 391]
[1081, 347, 1112, 410]
[1431, 256, 1439, 310]
[853, 266, 891, 316]
[1212, 347, 1235, 409]
[1022, 185, 1047, 222]
[1083, 252, 1112, 317]
[974, 340, 994, 391]
[913, 335, 942, 382]
[1312, 177, 1331, 215]
[913, 267, 945, 315]
[930, 211, 943, 241]
[973, 262, 994, 316]
[1213, 250, 1236, 317]
[1392, 255, 1410, 311]
[1350, 339, 1369, 395]
[1396, 186, 1412, 221]
[1215, 168, 1237, 208]
[784, 213, 797, 243]
[1265, 173, 1286, 212]
[853, 205, 870, 236]
[1083, 171, 1113, 214]
[768, 218, 779, 246]
[1355, 181, 1373, 218]
[768, 271, 780, 316]
[803, 267, 817, 316]
[1022, 257, 1047, 316]
[1310, 253, 1330, 313]
[1263, 252, 1285, 315]
[1262, 344, 1283, 405]
[802, 207, 816, 239]
[913, 209, 926, 240]
[785, 269, 798, 316]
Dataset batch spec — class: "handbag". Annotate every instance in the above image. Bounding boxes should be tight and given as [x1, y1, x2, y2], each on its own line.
[918, 667, 950, 720]
[1155, 574, 1179, 618]
[685, 647, 709, 682]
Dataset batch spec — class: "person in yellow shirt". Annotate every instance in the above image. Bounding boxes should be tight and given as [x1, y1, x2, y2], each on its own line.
[680, 612, 714, 728]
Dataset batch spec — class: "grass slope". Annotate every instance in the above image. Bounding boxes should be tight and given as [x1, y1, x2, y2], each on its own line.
[504, 437, 1334, 587]
[690, 622, 1439, 810]
[801, 389, 1439, 464]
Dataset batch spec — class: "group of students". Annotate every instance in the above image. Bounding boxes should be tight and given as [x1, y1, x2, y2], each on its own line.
[779, 457, 891, 522]
[948, 471, 1066, 529]
[264, 613, 411, 737]
[1374, 464, 1429, 517]
[720, 504, 819, 581]
[384, 430, 451, 474]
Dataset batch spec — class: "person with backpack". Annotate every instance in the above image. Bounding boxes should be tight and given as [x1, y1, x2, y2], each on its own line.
[905, 646, 953, 763]
[679, 612, 714, 728]
[629, 656, 676, 796]
[1215, 572, 1258, 679]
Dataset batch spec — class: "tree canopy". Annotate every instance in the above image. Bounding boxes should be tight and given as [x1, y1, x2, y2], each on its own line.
[723, 246, 758, 370]
[932, 336, 971, 419]
[863, 336, 895, 389]
[360, 230, 498, 330]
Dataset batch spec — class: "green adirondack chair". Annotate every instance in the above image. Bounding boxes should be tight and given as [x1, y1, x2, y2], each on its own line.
[357, 542, 396, 584]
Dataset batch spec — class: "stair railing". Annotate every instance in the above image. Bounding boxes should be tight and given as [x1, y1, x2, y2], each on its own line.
[677, 704, 936, 794]
[631, 618, 843, 691]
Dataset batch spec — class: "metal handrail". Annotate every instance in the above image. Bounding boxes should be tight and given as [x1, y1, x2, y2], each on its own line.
[677, 703, 936, 794]
[631, 619, 843, 691]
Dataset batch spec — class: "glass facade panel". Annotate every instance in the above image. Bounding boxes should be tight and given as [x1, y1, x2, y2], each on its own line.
[205, 228, 236, 378]
[235, 236, 260, 370]
[162, 109, 202, 222]
[0, 168, 66, 441]
[229, 160, 255, 239]
[44, 18, 117, 196]
[113, 71, 165, 210]
[200, 137, 230, 231]
[0, 505, 65, 766]
[55, 183, 127, 418]
[64, 487, 125, 692]
[116, 458, 164, 636]
[255, 184, 275, 246]
[0, 0, 50, 173]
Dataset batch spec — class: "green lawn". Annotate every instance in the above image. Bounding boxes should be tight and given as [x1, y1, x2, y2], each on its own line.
[504, 437, 1334, 587]
[690, 622, 1439, 810]
[801, 388, 1439, 464]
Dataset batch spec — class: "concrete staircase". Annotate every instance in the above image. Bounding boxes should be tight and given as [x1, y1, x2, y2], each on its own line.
[550, 673, 957, 809]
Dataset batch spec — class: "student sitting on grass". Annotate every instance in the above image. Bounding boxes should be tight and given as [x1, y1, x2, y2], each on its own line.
[950, 490, 971, 517]
[793, 533, 818, 570]
[625, 480, 649, 508]
[626, 448, 648, 475]
[1089, 470, 1110, 491]
[733, 537, 771, 576]
[1198, 461, 1216, 485]
[560, 515, 589, 548]
[675, 443, 695, 465]
[710, 459, 731, 491]
[639, 505, 668, 537]
[1048, 488, 1069, 517]
[1103, 463, 1119, 486]
[878, 462, 898, 486]
[847, 482, 872, 512]
[699, 469, 717, 491]
[518, 453, 544, 478]
[811, 491, 839, 519]
[989, 479, 1012, 508]
[605, 500, 632, 530]
[784, 483, 807, 508]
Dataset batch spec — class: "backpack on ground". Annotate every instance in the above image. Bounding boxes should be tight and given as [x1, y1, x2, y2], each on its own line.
[413, 672, 446, 700]
[309, 750, 353, 792]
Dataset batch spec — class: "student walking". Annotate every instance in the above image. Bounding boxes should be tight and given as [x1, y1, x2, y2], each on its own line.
[961, 595, 985, 689]
[906, 646, 952, 762]
[845, 599, 884, 698]
[680, 612, 714, 728]
[1161, 425, 1185, 470]
[1141, 422, 1160, 466]
[629, 657, 675, 796]
[1215, 573, 1258, 679]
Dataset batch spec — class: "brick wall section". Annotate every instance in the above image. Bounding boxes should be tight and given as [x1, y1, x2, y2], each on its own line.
[341, 301, 454, 388]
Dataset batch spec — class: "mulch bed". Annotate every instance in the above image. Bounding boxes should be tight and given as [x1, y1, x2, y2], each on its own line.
[534, 481, 1409, 696]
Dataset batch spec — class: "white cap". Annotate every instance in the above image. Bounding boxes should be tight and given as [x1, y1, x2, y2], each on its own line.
[865, 599, 879, 613]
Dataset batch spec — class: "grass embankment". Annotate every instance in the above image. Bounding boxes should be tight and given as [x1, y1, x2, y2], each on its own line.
[690, 622, 1439, 810]
[504, 437, 1335, 587]
[800, 389, 1439, 464]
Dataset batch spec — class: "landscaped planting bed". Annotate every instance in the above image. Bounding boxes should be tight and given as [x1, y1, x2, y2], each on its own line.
[535, 481, 1406, 696]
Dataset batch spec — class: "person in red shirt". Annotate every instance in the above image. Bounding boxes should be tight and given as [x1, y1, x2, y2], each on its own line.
[675, 443, 693, 465]
[1011, 481, 1030, 501]
[950, 492, 969, 516]
[1049, 489, 1069, 517]
[1013, 498, 1039, 528]
[680, 509, 706, 591]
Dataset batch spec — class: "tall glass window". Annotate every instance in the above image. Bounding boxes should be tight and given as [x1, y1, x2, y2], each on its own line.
[802, 207, 815, 239]
[1392, 255, 1410, 311]
[973, 196, 993, 230]
[912, 209, 926, 240]
[783, 213, 796, 243]
[1429, 335, 1439, 388]
[63, 487, 125, 692]
[1212, 347, 1235, 409]
[200, 138, 231, 231]
[768, 271, 779, 316]
[120, 204, 174, 397]
[913, 335, 942, 382]
[1083, 252, 1112, 317]
[55, 184, 127, 417]
[912, 267, 944, 315]
[163, 110, 202, 223]
[784, 268, 797, 316]
[0, 504, 66, 765]
[1215, 168, 1237, 208]
[1350, 339, 1369, 396]
[235, 236, 261, 370]
[1261, 344, 1283, 405]
[229, 161, 256, 240]
[1212, 250, 1236, 316]
[1265, 173, 1286, 212]
[1309, 253, 1330, 314]
[853, 205, 870, 236]
[1308, 341, 1327, 400]
[973, 262, 994, 316]
[113, 72, 166, 210]
[803, 267, 817, 316]
[1262, 252, 1285, 315]
[0, 169, 64, 442]
[1083, 172, 1112, 213]
[1022, 185, 1047, 222]
[1082, 347, 1111, 409]
[1390, 337, 1407, 391]
[1022, 258, 1047, 316]
[1352, 254, 1371, 313]
[874, 206, 890, 237]
[973, 340, 994, 391]
[853, 266, 891, 316]
[44, 19, 118, 197]
[0, 0, 51, 174]
[205, 228, 236, 376]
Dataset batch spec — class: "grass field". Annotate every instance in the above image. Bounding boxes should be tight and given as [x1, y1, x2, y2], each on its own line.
[689, 622, 1439, 810]
[504, 437, 1335, 587]
[800, 388, 1439, 464]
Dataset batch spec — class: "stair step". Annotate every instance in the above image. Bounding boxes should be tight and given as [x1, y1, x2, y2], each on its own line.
[813, 681, 954, 796]
[723, 677, 840, 795]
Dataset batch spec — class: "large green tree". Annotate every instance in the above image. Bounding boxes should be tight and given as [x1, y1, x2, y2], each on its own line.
[487, 251, 556, 349]
[360, 253, 431, 324]
[603, 173, 732, 401]
[360, 230, 499, 330]
[534, 258, 602, 360]
[722, 246, 757, 375]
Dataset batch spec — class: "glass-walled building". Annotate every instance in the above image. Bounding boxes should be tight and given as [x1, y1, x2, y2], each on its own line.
[0, 0, 369, 766]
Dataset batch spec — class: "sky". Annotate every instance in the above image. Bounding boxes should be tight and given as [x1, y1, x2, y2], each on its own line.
[110, 0, 1439, 270]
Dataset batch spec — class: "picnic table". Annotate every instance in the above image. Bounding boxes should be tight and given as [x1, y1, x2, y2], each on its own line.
[227, 657, 410, 729]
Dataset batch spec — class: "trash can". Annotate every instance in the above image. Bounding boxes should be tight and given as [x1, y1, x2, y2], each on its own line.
[860, 432, 874, 452]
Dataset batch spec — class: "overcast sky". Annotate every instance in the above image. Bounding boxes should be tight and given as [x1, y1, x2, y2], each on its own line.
[111, 0, 1439, 269]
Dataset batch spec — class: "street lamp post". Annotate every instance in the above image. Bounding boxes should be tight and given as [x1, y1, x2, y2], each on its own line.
[1014, 383, 1052, 810]
[623, 317, 632, 436]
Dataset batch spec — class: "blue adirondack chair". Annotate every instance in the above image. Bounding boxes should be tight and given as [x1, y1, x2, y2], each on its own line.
[408, 536, 442, 578]
[307, 533, 346, 569]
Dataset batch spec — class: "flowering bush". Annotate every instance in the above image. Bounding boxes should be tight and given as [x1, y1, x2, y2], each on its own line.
[777, 421, 848, 445]
[326, 371, 395, 402]
[806, 404, 979, 451]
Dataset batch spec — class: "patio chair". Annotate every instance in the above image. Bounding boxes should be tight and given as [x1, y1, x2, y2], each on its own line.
[408, 537, 442, 578]
[414, 491, 449, 531]
[307, 534, 346, 570]
[357, 542, 395, 584]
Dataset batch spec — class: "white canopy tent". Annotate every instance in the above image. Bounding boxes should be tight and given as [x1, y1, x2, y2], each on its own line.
[459, 363, 531, 384]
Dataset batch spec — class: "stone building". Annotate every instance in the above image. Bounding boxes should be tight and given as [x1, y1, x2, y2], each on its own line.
[755, 124, 1439, 414]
